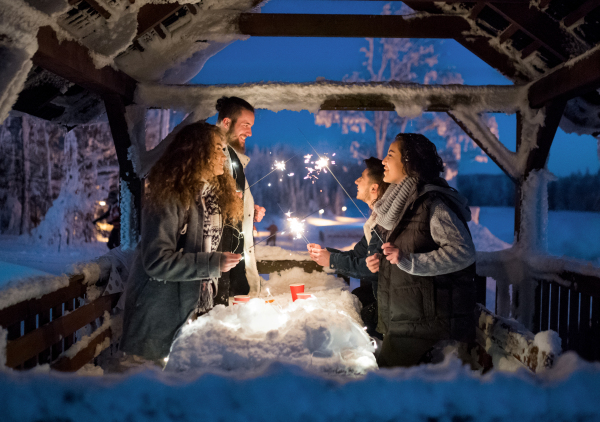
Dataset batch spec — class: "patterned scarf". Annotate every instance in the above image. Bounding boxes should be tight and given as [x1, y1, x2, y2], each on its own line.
[373, 177, 418, 231]
[196, 184, 222, 313]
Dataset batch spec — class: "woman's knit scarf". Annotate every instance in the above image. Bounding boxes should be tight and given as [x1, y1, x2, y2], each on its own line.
[373, 177, 418, 231]
[196, 184, 222, 313]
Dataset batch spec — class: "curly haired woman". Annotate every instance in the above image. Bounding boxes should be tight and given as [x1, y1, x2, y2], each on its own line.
[121, 121, 243, 362]
[366, 133, 477, 367]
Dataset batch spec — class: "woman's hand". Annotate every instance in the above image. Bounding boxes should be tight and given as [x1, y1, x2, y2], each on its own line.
[366, 253, 381, 273]
[220, 252, 242, 272]
[382, 242, 401, 265]
[254, 205, 266, 222]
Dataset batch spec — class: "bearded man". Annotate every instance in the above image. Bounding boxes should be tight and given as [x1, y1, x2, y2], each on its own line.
[215, 97, 266, 302]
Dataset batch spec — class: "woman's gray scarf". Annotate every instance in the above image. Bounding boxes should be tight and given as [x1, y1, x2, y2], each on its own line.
[373, 177, 418, 231]
[196, 184, 222, 313]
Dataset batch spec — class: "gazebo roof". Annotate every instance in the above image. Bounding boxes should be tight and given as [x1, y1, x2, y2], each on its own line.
[8, 0, 600, 135]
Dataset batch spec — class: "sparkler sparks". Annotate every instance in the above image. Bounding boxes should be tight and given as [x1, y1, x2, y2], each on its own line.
[304, 154, 335, 183]
[273, 161, 286, 171]
[287, 217, 306, 241]
[247, 155, 297, 190]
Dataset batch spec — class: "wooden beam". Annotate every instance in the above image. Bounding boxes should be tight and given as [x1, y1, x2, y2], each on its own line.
[321, 96, 395, 111]
[485, 3, 574, 61]
[238, 13, 471, 38]
[51, 327, 112, 372]
[523, 100, 566, 177]
[136, 2, 182, 38]
[528, 48, 600, 108]
[33, 26, 136, 103]
[563, 0, 600, 27]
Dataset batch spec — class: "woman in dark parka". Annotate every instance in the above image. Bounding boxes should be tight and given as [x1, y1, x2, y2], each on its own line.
[120, 122, 243, 361]
[366, 133, 477, 367]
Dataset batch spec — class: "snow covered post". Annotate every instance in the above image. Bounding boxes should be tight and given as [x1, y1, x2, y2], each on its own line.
[104, 95, 143, 251]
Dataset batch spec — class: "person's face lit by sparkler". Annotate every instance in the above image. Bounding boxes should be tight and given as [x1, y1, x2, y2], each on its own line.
[355, 168, 378, 208]
[211, 136, 228, 176]
[222, 109, 255, 154]
[382, 141, 407, 184]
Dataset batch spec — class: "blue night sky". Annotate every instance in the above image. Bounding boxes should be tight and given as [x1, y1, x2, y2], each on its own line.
[192, 1, 599, 177]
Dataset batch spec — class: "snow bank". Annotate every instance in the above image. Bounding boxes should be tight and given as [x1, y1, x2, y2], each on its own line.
[2, 353, 600, 421]
[0, 272, 69, 311]
[255, 245, 311, 261]
[165, 268, 374, 375]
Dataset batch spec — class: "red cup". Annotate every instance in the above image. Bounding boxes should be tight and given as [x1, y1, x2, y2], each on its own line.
[234, 295, 251, 303]
[296, 293, 312, 300]
[289, 283, 305, 301]
[232, 300, 246, 306]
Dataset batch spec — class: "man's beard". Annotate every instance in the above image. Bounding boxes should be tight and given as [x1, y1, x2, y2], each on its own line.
[227, 126, 245, 154]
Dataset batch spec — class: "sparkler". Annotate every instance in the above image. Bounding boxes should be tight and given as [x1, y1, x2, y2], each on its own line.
[297, 128, 384, 244]
[304, 153, 335, 183]
[277, 204, 310, 244]
[246, 155, 297, 190]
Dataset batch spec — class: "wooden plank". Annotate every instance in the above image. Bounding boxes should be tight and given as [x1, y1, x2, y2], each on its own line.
[38, 309, 52, 365]
[558, 270, 600, 298]
[532, 281, 541, 333]
[520, 39, 542, 59]
[529, 47, 600, 108]
[257, 260, 323, 274]
[50, 304, 63, 361]
[22, 314, 37, 369]
[5, 293, 120, 369]
[563, 0, 600, 27]
[549, 282, 559, 332]
[524, 101, 565, 174]
[0, 274, 86, 329]
[321, 96, 395, 112]
[475, 275, 487, 308]
[579, 294, 591, 359]
[558, 285, 569, 350]
[541, 281, 550, 331]
[486, 3, 572, 61]
[499, 24, 519, 44]
[33, 26, 136, 103]
[568, 290, 580, 352]
[64, 298, 76, 352]
[51, 328, 112, 372]
[136, 3, 183, 38]
[238, 13, 471, 38]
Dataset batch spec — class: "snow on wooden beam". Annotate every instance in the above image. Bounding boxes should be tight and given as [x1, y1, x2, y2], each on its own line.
[136, 82, 524, 117]
[522, 101, 566, 176]
[237, 13, 471, 38]
[136, 2, 182, 38]
[33, 26, 136, 103]
[528, 46, 600, 108]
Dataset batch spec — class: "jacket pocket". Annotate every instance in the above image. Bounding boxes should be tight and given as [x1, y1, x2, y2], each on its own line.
[389, 282, 434, 322]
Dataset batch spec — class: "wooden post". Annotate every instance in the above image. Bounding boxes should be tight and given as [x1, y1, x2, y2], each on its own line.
[104, 95, 143, 250]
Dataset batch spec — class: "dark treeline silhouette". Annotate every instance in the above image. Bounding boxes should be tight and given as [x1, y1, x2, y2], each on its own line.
[458, 170, 600, 212]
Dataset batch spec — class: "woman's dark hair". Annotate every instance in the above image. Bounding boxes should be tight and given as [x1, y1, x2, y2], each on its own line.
[364, 157, 390, 203]
[394, 133, 444, 181]
[146, 121, 243, 223]
[216, 96, 254, 125]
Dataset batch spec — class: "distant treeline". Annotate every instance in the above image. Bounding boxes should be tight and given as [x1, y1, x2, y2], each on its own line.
[457, 170, 600, 212]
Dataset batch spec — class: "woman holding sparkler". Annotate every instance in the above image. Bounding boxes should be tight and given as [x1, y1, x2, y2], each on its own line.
[366, 133, 476, 368]
[121, 122, 243, 363]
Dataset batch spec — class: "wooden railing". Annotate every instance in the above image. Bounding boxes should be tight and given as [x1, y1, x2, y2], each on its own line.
[0, 274, 120, 371]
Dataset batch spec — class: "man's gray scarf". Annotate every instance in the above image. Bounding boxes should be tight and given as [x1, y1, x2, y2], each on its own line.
[373, 177, 418, 231]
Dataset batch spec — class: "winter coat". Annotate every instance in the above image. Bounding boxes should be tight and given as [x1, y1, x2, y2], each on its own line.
[225, 148, 262, 295]
[326, 225, 383, 294]
[377, 180, 476, 367]
[120, 199, 222, 360]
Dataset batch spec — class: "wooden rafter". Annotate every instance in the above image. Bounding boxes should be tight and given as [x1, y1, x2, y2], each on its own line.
[563, 0, 600, 28]
[32, 26, 136, 103]
[528, 47, 600, 108]
[136, 2, 183, 38]
[237, 13, 471, 38]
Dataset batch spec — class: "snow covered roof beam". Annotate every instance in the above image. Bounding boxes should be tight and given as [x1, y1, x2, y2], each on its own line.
[33, 26, 136, 103]
[528, 46, 600, 108]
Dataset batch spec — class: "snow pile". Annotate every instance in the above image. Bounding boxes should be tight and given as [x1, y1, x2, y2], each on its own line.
[165, 268, 375, 375]
[61, 311, 112, 360]
[3, 353, 600, 421]
[255, 245, 311, 261]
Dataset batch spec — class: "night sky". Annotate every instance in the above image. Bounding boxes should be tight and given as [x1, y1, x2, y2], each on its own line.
[192, 0, 599, 177]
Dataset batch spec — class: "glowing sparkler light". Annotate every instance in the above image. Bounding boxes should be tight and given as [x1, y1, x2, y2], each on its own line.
[304, 153, 335, 183]
[285, 211, 292, 218]
[342, 206, 347, 212]
[287, 217, 306, 240]
[319, 209, 324, 215]
[273, 160, 286, 171]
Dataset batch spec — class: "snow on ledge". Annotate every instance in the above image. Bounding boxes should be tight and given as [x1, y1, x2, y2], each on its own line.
[255, 245, 311, 262]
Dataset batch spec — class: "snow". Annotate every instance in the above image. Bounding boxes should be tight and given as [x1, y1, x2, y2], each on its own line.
[0, 270, 69, 311]
[255, 245, 311, 261]
[165, 267, 376, 375]
[61, 311, 111, 360]
[0, 261, 52, 286]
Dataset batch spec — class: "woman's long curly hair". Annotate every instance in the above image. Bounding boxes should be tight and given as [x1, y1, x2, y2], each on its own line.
[394, 133, 445, 182]
[146, 121, 243, 224]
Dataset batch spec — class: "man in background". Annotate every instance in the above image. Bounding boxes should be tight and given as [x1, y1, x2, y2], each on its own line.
[215, 97, 266, 303]
[307, 157, 389, 336]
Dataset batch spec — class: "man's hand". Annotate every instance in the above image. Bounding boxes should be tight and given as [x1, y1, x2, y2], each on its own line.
[220, 252, 242, 272]
[308, 244, 331, 267]
[366, 253, 381, 273]
[382, 242, 401, 265]
[254, 205, 266, 222]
